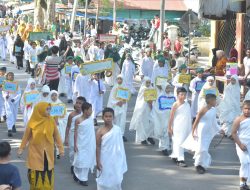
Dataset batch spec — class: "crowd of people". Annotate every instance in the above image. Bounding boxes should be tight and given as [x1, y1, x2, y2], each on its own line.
[1, 17, 250, 190]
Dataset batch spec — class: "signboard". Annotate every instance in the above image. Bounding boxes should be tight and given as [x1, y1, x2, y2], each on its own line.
[80, 59, 114, 75]
[178, 74, 191, 84]
[29, 32, 53, 41]
[155, 77, 168, 86]
[99, 34, 117, 43]
[2, 81, 18, 93]
[65, 64, 72, 74]
[0, 76, 5, 85]
[226, 62, 238, 76]
[158, 96, 176, 110]
[15, 45, 21, 53]
[195, 81, 206, 92]
[50, 104, 66, 117]
[0, 25, 10, 32]
[115, 87, 130, 101]
[144, 89, 157, 101]
[24, 91, 40, 105]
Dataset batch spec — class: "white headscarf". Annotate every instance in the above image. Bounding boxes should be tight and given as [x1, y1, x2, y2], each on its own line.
[41, 85, 50, 93]
[25, 78, 36, 91]
[49, 90, 61, 104]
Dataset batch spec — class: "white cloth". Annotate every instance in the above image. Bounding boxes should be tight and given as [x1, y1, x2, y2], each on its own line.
[23, 42, 31, 60]
[73, 117, 96, 181]
[129, 79, 154, 143]
[73, 74, 91, 102]
[236, 118, 250, 179]
[182, 107, 220, 168]
[172, 73, 189, 98]
[140, 56, 154, 79]
[38, 85, 50, 103]
[189, 77, 204, 118]
[58, 66, 67, 95]
[0, 84, 5, 117]
[121, 59, 136, 94]
[89, 79, 106, 118]
[0, 36, 7, 60]
[105, 62, 120, 87]
[69, 114, 82, 165]
[244, 57, 250, 79]
[107, 81, 128, 136]
[169, 102, 192, 161]
[28, 47, 38, 69]
[151, 87, 174, 150]
[151, 61, 169, 85]
[218, 75, 241, 135]
[7, 36, 15, 62]
[96, 125, 127, 190]
[2, 86, 21, 130]
[74, 47, 86, 61]
[88, 45, 99, 61]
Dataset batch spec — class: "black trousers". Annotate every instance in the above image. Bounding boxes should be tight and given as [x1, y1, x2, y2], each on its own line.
[48, 78, 60, 91]
[16, 56, 23, 67]
[26, 60, 30, 72]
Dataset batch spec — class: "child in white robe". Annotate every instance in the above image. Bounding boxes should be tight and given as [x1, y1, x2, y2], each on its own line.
[63, 56, 74, 103]
[189, 68, 205, 120]
[71, 57, 82, 92]
[232, 100, 250, 190]
[7, 35, 15, 64]
[96, 108, 127, 190]
[73, 73, 91, 103]
[2, 72, 21, 137]
[73, 102, 96, 186]
[20, 78, 39, 127]
[0, 67, 6, 122]
[140, 48, 154, 80]
[49, 90, 68, 158]
[151, 57, 169, 85]
[168, 87, 192, 167]
[218, 75, 241, 136]
[0, 35, 7, 61]
[64, 96, 86, 174]
[28, 41, 38, 78]
[121, 53, 136, 94]
[198, 76, 219, 112]
[107, 75, 129, 142]
[129, 77, 155, 145]
[89, 73, 106, 126]
[151, 83, 175, 155]
[38, 85, 50, 102]
[183, 94, 224, 174]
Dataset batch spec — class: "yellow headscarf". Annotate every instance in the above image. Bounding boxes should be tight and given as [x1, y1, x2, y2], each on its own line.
[28, 102, 55, 144]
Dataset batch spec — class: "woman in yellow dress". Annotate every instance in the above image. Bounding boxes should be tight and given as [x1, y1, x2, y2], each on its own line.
[18, 102, 64, 190]
[215, 50, 228, 76]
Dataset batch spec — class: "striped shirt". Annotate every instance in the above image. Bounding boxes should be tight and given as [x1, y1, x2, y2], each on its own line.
[45, 55, 61, 81]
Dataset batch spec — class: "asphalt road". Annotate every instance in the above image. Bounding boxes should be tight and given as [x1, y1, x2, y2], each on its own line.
[0, 59, 241, 190]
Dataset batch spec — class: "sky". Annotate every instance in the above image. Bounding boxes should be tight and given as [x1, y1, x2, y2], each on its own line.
[184, 0, 199, 13]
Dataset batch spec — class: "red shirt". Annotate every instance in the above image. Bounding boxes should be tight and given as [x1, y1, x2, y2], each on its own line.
[174, 40, 182, 53]
[154, 18, 160, 29]
[163, 38, 171, 50]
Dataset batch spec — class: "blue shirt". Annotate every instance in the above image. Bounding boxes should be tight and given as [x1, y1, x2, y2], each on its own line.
[0, 163, 21, 188]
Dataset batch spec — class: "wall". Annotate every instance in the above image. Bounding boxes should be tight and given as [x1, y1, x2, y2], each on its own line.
[191, 37, 211, 56]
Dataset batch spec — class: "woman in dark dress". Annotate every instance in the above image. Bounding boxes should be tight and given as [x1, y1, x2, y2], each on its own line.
[13, 35, 24, 70]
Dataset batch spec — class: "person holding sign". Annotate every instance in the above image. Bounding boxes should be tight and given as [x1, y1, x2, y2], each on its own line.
[2, 72, 21, 137]
[168, 87, 192, 167]
[130, 77, 155, 145]
[20, 78, 39, 127]
[151, 83, 175, 156]
[198, 76, 219, 112]
[18, 102, 64, 190]
[73, 102, 96, 186]
[38, 85, 50, 103]
[218, 75, 241, 137]
[189, 68, 205, 121]
[140, 48, 154, 80]
[89, 73, 106, 126]
[28, 41, 38, 77]
[172, 64, 189, 98]
[107, 75, 129, 142]
[151, 57, 169, 85]
[182, 94, 224, 174]
[71, 56, 82, 91]
[49, 90, 68, 159]
[121, 53, 136, 95]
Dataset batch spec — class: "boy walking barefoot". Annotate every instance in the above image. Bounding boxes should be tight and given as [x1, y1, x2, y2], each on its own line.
[232, 100, 250, 190]
[96, 108, 127, 190]
[168, 87, 192, 167]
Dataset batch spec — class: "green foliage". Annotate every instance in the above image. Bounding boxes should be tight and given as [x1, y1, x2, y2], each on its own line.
[196, 20, 211, 37]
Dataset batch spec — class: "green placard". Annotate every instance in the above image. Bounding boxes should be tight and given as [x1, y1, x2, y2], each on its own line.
[29, 32, 53, 41]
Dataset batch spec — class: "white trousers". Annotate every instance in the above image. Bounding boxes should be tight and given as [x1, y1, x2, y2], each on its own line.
[74, 167, 89, 181]
[97, 184, 122, 190]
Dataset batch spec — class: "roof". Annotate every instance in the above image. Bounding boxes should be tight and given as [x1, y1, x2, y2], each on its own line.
[94, 0, 188, 11]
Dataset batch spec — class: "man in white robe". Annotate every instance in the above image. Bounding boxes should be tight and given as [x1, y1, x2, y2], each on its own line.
[232, 100, 250, 190]
[140, 48, 154, 80]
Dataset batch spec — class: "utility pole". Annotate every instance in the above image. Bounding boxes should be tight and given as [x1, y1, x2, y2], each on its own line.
[113, 0, 116, 29]
[159, 0, 165, 50]
[70, 0, 78, 33]
[95, 0, 100, 30]
[84, 0, 88, 37]
[188, 9, 191, 64]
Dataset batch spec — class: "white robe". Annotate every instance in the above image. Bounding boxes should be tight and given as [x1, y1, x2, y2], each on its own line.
[58, 66, 67, 95]
[0, 36, 7, 60]
[218, 78, 241, 135]
[7, 37, 15, 63]
[189, 77, 205, 118]
[235, 118, 250, 180]
[73, 117, 96, 181]
[121, 59, 136, 94]
[172, 73, 189, 98]
[129, 83, 154, 143]
[107, 83, 128, 136]
[151, 62, 168, 85]
[69, 114, 82, 165]
[88, 45, 99, 61]
[71, 65, 80, 90]
[182, 107, 220, 168]
[140, 56, 154, 79]
[73, 74, 91, 102]
[0, 85, 5, 117]
[169, 102, 192, 161]
[89, 79, 106, 118]
[96, 125, 127, 190]
[2, 86, 21, 130]
[28, 48, 38, 69]
[105, 61, 121, 87]
[151, 89, 175, 150]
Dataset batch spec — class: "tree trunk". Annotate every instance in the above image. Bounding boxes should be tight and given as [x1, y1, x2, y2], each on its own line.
[46, 0, 56, 26]
[34, 0, 45, 28]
